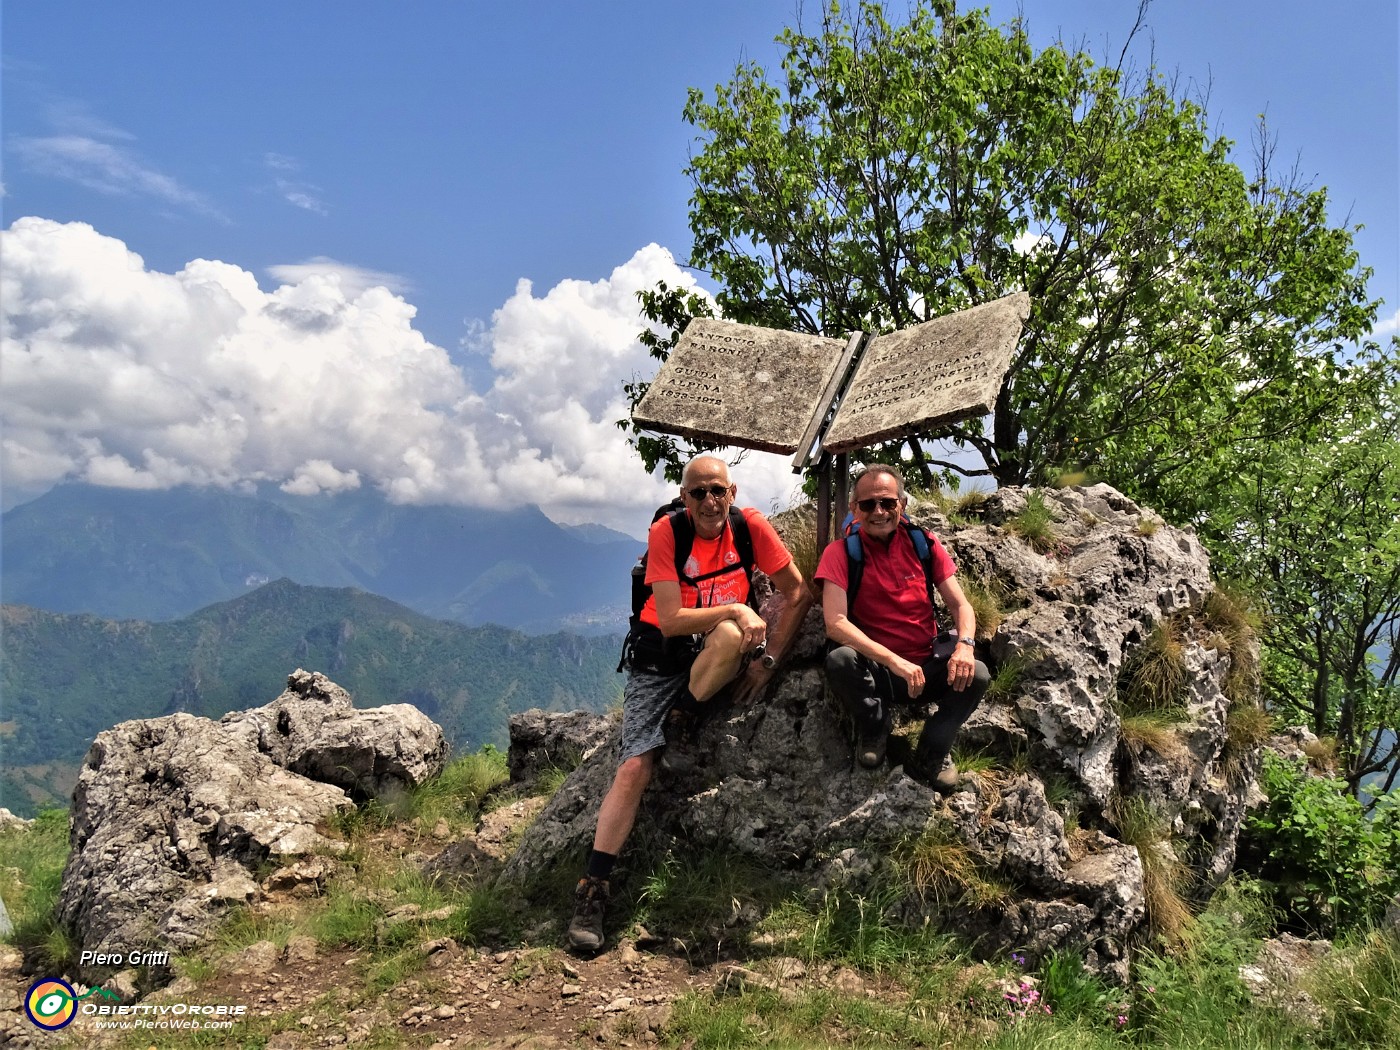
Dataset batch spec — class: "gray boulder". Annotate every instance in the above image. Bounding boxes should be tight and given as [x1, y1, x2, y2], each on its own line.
[498, 485, 1260, 978]
[57, 670, 446, 989]
[223, 668, 448, 799]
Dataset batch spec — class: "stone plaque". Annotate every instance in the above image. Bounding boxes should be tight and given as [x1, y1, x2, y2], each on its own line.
[822, 292, 1029, 454]
[632, 318, 847, 454]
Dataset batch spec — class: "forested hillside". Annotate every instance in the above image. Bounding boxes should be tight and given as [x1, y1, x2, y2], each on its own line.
[0, 580, 622, 815]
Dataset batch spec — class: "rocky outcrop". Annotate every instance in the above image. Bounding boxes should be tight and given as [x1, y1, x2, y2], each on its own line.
[57, 670, 446, 990]
[507, 708, 615, 794]
[222, 668, 448, 799]
[496, 485, 1262, 979]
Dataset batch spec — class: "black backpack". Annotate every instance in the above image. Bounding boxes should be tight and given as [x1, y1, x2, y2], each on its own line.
[617, 499, 756, 671]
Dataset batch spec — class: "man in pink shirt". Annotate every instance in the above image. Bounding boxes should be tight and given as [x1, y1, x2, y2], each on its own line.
[815, 464, 988, 791]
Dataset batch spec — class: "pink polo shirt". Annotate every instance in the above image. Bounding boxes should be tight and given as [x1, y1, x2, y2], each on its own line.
[815, 525, 955, 663]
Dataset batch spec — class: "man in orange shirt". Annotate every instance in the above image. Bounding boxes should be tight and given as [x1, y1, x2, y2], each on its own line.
[568, 455, 810, 952]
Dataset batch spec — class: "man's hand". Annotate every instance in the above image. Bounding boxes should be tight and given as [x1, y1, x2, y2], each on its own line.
[946, 645, 977, 691]
[891, 655, 925, 698]
[731, 603, 768, 653]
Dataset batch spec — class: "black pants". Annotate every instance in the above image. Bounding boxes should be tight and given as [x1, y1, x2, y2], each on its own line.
[824, 645, 989, 765]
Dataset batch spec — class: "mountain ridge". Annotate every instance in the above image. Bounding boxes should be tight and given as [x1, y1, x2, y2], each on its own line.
[0, 580, 622, 816]
[1, 483, 638, 632]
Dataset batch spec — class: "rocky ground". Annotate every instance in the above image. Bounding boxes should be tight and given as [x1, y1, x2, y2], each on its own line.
[0, 806, 942, 1050]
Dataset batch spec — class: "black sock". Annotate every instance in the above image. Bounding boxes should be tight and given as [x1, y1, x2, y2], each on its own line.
[585, 850, 616, 881]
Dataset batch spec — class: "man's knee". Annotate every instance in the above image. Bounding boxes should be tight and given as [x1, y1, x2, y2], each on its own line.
[969, 659, 991, 698]
[824, 645, 868, 694]
[704, 619, 744, 659]
[612, 753, 654, 794]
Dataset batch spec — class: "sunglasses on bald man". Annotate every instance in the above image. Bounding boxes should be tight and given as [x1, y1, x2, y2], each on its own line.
[686, 484, 731, 501]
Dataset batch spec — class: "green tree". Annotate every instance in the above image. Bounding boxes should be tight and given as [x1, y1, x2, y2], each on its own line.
[628, 0, 1384, 508]
[1210, 379, 1400, 802]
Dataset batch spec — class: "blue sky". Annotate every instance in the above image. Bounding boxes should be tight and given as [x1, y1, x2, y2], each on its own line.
[3, 1, 1396, 533]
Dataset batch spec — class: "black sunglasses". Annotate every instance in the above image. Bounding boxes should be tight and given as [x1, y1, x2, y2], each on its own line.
[685, 484, 731, 501]
[856, 497, 901, 512]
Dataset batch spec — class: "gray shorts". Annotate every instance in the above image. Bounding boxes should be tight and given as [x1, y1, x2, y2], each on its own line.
[619, 666, 689, 762]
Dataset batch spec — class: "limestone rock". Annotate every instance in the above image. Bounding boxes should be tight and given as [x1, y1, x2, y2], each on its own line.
[506, 709, 615, 792]
[56, 671, 446, 988]
[222, 668, 447, 798]
[499, 485, 1261, 977]
[1238, 934, 1332, 1028]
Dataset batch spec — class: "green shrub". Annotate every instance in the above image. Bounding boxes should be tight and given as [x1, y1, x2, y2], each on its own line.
[1244, 752, 1400, 935]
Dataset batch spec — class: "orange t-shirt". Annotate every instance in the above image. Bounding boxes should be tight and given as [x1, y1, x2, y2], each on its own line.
[639, 507, 791, 628]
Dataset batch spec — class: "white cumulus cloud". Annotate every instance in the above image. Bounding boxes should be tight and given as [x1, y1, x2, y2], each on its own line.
[0, 217, 804, 532]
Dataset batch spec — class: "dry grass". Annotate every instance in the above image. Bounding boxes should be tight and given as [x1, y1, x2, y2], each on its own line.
[1113, 797, 1194, 945]
[895, 825, 1011, 909]
[953, 489, 991, 520]
[1201, 585, 1262, 703]
[770, 503, 822, 584]
[1121, 710, 1188, 758]
[1118, 616, 1189, 712]
[1223, 702, 1274, 781]
[1302, 735, 1340, 773]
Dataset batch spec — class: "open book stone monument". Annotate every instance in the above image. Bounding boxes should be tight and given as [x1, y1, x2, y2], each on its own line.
[634, 291, 1031, 466]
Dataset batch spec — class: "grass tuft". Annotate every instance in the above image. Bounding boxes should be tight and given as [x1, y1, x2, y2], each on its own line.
[984, 648, 1037, 703]
[958, 573, 1010, 640]
[634, 845, 791, 942]
[1118, 617, 1189, 713]
[1007, 491, 1061, 554]
[1223, 702, 1274, 781]
[1120, 708, 1188, 757]
[1314, 929, 1400, 1048]
[1113, 797, 1193, 945]
[0, 808, 74, 968]
[1202, 585, 1262, 702]
[1301, 735, 1339, 773]
[1136, 515, 1162, 536]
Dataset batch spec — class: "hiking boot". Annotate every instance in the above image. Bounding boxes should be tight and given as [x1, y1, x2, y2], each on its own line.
[931, 755, 960, 793]
[663, 703, 698, 749]
[567, 876, 609, 952]
[908, 749, 960, 793]
[855, 696, 889, 769]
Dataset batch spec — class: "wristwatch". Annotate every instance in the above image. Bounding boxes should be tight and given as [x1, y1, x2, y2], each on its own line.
[958, 636, 975, 647]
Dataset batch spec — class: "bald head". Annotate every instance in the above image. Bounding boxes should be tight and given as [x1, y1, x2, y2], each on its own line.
[682, 455, 731, 488]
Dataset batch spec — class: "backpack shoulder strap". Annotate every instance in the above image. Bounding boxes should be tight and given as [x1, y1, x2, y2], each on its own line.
[667, 507, 695, 580]
[728, 507, 754, 570]
[729, 507, 758, 610]
[843, 527, 866, 613]
[903, 521, 937, 606]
